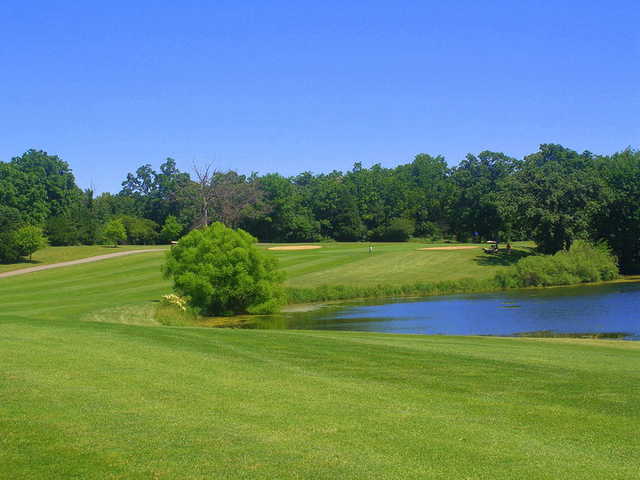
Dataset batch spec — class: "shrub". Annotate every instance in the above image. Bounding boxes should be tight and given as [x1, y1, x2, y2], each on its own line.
[163, 222, 285, 315]
[369, 218, 415, 242]
[118, 215, 159, 244]
[495, 240, 618, 288]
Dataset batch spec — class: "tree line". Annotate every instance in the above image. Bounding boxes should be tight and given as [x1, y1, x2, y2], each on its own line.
[1, 145, 638, 272]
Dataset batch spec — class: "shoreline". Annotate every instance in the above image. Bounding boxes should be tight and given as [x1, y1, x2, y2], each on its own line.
[203, 275, 640, 326]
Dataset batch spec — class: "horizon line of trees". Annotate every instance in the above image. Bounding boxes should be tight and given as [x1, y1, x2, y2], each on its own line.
[1, 145, 639, 272]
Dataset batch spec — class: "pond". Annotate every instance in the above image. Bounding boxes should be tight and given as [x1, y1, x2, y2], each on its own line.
[251, 282, 640, 340]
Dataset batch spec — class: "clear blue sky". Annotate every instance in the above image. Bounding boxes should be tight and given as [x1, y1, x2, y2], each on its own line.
[1, 1, 638, 193]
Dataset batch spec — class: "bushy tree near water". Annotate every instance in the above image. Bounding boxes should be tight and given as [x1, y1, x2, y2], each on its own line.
[163, 222, 284, 315]
[495, 241, 618, 288]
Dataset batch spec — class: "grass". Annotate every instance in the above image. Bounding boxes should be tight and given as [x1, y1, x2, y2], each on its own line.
[0, 244, 165, 274]
[0, 243, 531, 317]
[1, 244, 638, 478]
[269, 242, 532, 288]
[1, 316, 639, 479]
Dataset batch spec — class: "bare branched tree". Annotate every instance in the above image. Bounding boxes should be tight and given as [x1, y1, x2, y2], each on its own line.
[212, 172, 267, 228]
[192, 162, 217, 228]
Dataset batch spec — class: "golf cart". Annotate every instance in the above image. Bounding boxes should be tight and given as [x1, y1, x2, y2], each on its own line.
[483, 241, 499, 254]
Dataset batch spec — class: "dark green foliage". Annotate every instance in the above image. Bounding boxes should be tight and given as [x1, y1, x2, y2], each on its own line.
[246, 174, 321, 242]
[495, 241, 618, 288]
[46, 216, 78, 246]
[120, 158, 194, 226]
[502, 145, 607, 253]
[10, 149, 81, 221]
[0, 206, 23, 262]
[450, 151, 516, 241]
[118, 215, 159, 244]
[592, 149, 640, 273]
[163, 223, 284, 315]
[2, 144, 639, 272]
[369, 217, 415, 241]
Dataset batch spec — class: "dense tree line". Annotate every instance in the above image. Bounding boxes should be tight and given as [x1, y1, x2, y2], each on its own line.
[1, 145, 638, 272]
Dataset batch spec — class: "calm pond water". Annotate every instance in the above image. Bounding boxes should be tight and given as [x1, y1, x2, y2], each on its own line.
[252, 282, 640, 339]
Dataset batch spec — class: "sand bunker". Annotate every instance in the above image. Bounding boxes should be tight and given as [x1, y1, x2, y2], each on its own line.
[267, 245, 323, 251]
[418, 246, 479, 251]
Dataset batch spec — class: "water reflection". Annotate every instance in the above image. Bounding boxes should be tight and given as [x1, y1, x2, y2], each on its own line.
[252, 282, 640, 340]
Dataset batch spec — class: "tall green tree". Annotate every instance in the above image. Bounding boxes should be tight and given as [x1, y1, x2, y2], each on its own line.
[593, 149, 640, 273]
[245, 174, 320, 242]
[502, 144, 607, 253]
[10, 149, 81, 220]
[396, 154, 453, 237]
[450, 151, 517, 241]
[0, 206, 23, 262]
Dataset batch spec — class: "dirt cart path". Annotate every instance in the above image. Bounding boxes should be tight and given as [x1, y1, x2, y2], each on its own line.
[0, 249, 166, 279]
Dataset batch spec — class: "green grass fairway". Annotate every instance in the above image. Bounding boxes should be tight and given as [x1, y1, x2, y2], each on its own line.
[1, 316, 638, 479]
[0, 245, 165, 274]
[0, 243, 529, 320]
[268, 241, 531, 288]
[1, 244, 638, 478]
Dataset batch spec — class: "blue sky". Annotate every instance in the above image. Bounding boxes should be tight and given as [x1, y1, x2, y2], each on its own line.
[1, 1, 638, 193]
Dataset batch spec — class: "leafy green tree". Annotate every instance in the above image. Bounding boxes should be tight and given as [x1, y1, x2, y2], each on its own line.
[118, 215, 159, 244]
[246, 174, 320, 242]
[120, 158, 193, 225]
[297, 171, 365, 241]
[369, 217, 415, 242]
[396, 154, 454, 237]
[13, 225, 47, 260]
[160, 215, 183, 243]
[593, 149, 640, 273]
[450, 151, 517, 241]
[502, 144, 607, 253]
[163, 222, 284, 315]
[101, 219, 127, 247]
[46, 216, 78, 246]
[10, 149, 81, 219]
[0, 161, 48, 224]
[0, 205, 22, 263]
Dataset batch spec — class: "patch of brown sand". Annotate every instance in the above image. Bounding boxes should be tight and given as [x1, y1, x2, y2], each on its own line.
[418, 246, 479, 251]
[267, 245, 323, 251]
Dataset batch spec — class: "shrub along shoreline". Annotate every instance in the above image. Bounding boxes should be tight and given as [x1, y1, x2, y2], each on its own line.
[153, 240, 624, 326]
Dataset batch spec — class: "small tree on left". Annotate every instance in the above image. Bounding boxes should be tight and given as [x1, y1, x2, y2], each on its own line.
[102, 219, 126, 247]
[13, 226, 47, 261]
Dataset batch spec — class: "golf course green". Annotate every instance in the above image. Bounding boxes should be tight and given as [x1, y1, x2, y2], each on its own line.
[1, 243, 638, 479]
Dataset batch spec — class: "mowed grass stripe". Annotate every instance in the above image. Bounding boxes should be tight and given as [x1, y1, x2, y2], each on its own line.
[1, 317, 638, 479]
[0, 253, 170, 319]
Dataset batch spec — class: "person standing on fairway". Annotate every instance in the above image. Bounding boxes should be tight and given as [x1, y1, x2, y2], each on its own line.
[369, 245, 373, 255]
